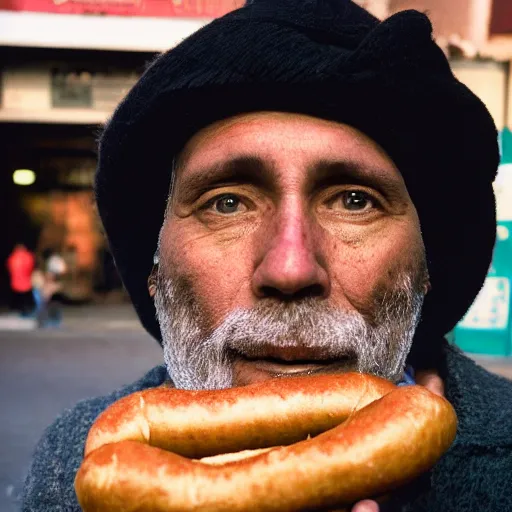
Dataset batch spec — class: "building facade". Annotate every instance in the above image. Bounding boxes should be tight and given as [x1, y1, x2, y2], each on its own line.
[0, 0, 511, 306]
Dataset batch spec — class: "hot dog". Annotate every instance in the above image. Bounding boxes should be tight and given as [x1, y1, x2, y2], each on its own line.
[75, 373, 457, 511]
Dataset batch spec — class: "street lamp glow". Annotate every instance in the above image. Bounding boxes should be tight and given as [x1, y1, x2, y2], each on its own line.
[13, 169, 36, 186]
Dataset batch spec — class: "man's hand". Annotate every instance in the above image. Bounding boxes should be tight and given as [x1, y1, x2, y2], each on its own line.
[415, 369, 444, 397]
[352, 500, 379, 512]
[350, 369, 445, 512]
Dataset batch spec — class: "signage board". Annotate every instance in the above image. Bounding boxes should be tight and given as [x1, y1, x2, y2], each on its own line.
[454, 130, 512, 355]
[490, 0, 512, 35]
[0, 0, 242, 17]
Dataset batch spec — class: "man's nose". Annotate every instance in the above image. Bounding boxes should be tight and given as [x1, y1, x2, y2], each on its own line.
[252, 205, 330, 299]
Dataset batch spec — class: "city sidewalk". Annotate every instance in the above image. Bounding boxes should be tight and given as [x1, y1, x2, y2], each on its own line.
[470, 354, 512, 380]
[0, 303, 145, 333]
[60, 303, 145, 332]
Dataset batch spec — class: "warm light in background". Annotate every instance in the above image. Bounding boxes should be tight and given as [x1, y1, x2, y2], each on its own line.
[13, 169, 36, 186]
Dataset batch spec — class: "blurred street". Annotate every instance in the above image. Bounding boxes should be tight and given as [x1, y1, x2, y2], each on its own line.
[1, 304, 512, 512]
[0, 304, 162, 512]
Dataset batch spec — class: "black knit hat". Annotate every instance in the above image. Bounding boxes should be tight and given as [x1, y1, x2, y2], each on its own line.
[96, 0, 499, 368]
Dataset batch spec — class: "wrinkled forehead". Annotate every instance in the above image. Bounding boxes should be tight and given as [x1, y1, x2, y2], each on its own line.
[172, 111, 410, 198]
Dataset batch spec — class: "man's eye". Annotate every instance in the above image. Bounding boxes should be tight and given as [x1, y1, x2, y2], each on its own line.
[339, 190, 375, 211]
[209, 194, 244, 214]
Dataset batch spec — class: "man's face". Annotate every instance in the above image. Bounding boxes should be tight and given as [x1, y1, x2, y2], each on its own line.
[154, 112, 429, 390]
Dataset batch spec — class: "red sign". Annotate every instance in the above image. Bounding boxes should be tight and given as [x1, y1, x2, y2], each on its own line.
[490, 0, 512, 35]
[0, 0, 242, 17]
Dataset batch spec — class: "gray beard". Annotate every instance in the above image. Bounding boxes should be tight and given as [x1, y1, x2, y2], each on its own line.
[154, 271, 426, 390]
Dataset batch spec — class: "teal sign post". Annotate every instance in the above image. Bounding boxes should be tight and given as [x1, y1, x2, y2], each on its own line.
[454, 129, 512, 355]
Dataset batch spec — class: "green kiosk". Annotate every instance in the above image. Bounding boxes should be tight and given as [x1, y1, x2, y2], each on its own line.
[454, 129, 512, 356]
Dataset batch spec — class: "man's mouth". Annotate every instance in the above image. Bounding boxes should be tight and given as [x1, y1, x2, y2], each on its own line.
[230, 348, 358, 386]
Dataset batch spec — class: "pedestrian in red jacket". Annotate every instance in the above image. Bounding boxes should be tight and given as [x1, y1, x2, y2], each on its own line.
[6, 243, 35, 316]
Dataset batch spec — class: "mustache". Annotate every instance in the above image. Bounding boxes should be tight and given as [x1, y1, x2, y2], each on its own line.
[205, 299, 365, 362]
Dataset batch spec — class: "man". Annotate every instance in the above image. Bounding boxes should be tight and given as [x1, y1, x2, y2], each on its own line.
[22, 0, 512, 511]
[37, 249, 68, 328]
[6, 243, 35, 316]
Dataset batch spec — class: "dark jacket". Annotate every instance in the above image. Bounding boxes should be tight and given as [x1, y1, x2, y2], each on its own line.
[21, 342, 512, 511]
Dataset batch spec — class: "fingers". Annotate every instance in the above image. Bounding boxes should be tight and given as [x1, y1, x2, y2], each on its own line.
[351, 500, 379, 512]
[415, 369, 445, 397]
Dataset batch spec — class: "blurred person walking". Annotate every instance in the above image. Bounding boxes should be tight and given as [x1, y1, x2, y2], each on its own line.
[6, 243, 35, 317]
[30, 266, 45, 319]
[37, 249, 68, 328]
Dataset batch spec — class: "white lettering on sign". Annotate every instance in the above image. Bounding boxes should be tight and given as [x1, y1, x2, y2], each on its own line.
[495, 164, 512, 221]
[459, 277, 510, 330]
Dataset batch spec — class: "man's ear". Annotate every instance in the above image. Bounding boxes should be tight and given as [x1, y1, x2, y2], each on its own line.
[148, 265, 158, 298]
[423, 279, 432, 295]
